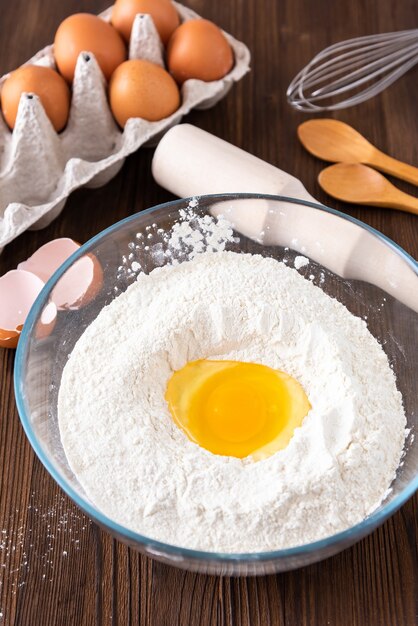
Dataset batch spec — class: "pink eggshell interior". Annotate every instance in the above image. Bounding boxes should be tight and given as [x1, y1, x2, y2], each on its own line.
[51, 255, 96, 309]
[18, 238, 80, 283]
[40, 302, 57, 325]
[36, 301, 58, 339]
[0, 270, 45, 332]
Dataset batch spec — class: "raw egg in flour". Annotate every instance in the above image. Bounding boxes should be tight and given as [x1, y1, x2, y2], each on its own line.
[165, 360, 310, 460]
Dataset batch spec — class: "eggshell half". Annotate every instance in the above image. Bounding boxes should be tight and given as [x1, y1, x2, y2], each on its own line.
[0, 269, 46, 348]
[18, 238, 80, 282]
[36, 301, 58, 339]
[0, 328, 20, 349]
[50, 253, 103, 310]
[18, 238, 103, 310]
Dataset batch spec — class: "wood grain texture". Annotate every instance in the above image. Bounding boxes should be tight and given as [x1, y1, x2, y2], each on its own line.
[0, 0, 417, 624]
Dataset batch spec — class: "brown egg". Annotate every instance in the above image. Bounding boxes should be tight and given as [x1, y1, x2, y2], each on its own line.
[109, 59, 180, 126]
[54, 13, 126, 83]
[112, 0, 179, 45]
[0, 65, 70, 131]
[167, 19, 234, 84]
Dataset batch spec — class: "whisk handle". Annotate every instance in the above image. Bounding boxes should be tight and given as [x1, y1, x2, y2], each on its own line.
[369, 151, 418, 186]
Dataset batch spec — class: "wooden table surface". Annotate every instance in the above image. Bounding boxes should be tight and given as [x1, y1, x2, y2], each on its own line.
[1, 0, 417, 624]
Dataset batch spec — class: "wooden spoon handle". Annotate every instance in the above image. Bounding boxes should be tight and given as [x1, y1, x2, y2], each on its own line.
[385, 190, 418, 215]
[369, 151, 418, 186]
[350, 189, 418, 214]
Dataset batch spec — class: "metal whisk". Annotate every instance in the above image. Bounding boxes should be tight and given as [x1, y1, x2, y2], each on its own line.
[287, 29, 418, 111]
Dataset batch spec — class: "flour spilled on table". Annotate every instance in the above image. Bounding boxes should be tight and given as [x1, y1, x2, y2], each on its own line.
[0, 491, 89, 618]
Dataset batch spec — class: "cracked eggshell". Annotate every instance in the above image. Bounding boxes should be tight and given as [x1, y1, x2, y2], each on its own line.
[0, 2, 251, 252]
[18, 237, 103, 310]
[51, 252, 103, 310]
[17, 237, 81, 281]
[0, 269, 48, 347]
[36, 301, 58, 340]
[0, 236, 103, 349]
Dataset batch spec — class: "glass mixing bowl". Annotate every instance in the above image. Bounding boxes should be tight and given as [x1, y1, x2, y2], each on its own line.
[14, 194, 418, 576]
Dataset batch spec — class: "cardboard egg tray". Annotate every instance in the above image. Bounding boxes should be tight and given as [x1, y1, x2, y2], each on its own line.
[0, 3, 250, 251]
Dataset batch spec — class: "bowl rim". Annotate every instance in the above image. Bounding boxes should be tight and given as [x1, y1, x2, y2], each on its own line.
[14, 192, 418, 563]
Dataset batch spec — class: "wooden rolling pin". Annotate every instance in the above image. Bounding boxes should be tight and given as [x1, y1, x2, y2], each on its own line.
[152, 124, 418, 313]
[152, 124, 317, 202]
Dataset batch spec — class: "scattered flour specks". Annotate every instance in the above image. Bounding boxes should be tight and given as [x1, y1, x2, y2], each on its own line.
[116, 198, 237, 286]
[0, 491, 90, 617]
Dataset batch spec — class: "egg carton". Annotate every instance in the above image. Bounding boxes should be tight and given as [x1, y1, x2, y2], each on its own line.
[0, 3, 250, 252]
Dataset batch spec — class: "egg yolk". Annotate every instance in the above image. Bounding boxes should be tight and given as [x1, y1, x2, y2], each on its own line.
[165, 360, 311, 460]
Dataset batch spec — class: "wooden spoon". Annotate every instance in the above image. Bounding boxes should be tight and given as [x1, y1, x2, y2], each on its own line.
[298, 119, 418, 186]
[318, 163, 418, 214]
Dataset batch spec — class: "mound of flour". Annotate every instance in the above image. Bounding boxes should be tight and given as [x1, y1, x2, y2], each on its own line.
[58, 252, 406, 552]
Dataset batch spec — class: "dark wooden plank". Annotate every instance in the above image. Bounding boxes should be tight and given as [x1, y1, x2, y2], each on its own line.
[0, 0, 417, 624]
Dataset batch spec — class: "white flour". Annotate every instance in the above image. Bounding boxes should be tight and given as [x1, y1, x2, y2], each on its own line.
[294, 255, 309, 270]
[58, 251, 406, 552]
